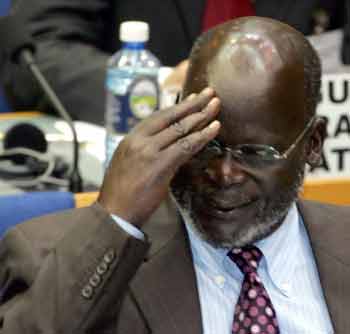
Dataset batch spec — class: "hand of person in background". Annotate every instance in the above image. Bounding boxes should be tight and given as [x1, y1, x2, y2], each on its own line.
[97, 88, 221, 228]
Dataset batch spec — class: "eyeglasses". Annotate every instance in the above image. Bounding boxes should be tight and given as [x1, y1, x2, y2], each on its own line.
[194, 116, 316, 169]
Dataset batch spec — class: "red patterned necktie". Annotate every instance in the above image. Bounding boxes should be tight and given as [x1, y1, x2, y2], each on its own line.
[228, 246, 280, 334]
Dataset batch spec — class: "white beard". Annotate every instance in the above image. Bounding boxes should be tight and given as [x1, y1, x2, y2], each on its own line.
[171, 166, 305, 249]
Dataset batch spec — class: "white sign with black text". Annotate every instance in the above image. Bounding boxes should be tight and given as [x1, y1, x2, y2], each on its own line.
[307, 74, 350, 180]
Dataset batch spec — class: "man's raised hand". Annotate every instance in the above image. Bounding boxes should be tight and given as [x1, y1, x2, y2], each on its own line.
[98, 88, 220, 227]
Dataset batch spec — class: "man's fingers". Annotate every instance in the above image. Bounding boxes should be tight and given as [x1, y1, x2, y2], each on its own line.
[160, 120, 221, 171]
[154, 97, 220, 150]
[136, 87, 215, 135]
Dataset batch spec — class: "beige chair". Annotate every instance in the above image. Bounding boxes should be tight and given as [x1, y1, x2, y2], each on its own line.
[301, 179, 350, 206]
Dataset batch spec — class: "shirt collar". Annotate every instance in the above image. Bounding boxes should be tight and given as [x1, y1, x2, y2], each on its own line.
[180, 201, 300, 297]
[182, 209, 228, 272]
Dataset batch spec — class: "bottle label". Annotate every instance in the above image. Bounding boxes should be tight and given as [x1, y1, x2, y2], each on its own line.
[108, 75, 159, 134]
[129, 77, 158, 119]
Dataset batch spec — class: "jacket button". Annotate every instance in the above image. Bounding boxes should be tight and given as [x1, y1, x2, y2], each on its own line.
[104, 249, 116, 264]
[97, 262, 108, 275]
[89, 273, 101, 287]
[81, 285, 93, 299]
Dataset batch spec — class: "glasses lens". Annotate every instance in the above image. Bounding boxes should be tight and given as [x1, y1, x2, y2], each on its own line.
[232, 145, 281, 167]
[193, 142, 283, 169]
[237, 144, 281, 160]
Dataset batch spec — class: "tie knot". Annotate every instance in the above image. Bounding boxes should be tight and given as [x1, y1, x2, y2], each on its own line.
[228, 245, 262, 275]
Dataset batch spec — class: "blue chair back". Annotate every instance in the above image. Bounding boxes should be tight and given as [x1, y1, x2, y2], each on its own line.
[0, 0, 12, 113]
[0, 191, 75, 237]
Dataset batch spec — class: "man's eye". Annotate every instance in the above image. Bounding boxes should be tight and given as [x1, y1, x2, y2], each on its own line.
[209, 146, 222, 154]
[239, 146, 261, 156]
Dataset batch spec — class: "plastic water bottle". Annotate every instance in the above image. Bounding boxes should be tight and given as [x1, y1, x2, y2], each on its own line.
[105, 21, 161, 166]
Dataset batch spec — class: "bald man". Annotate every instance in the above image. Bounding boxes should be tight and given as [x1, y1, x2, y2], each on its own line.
[1, 17, 350, 334]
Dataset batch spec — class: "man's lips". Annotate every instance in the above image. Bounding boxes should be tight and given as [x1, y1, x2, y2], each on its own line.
[197, 197, 259, 219]
[208, 198, 255, 210]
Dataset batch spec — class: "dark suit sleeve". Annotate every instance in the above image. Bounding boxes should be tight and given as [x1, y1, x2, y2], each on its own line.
[0, 203, 150, 333]
[2, 0, 117, 124]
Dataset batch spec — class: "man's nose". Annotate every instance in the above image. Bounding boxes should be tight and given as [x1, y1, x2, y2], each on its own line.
[205, 155, 247, 188]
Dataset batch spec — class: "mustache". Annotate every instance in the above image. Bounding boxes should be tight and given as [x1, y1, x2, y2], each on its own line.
[198, 187, 254, 203]
[171, 182, 255, 208]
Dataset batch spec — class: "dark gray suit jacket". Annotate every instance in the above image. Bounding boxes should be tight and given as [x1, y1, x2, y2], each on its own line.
[0, 198, 349, 333]
[1, 0, 344, 124]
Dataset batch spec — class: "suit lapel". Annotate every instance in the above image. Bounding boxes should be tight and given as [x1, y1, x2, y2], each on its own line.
[298, 200, 350, 333]
[173, 0, 206, 46]
[310, 244, 350, 333]
[130, 228, 202, 334]
[129, 198, 202, 334]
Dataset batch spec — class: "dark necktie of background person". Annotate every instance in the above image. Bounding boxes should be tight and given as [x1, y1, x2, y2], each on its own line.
[228, 246, 280, 334]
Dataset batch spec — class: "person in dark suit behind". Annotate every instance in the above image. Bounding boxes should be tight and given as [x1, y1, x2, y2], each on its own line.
[1, 16, 350, 333]
[0, 0, 345, 124]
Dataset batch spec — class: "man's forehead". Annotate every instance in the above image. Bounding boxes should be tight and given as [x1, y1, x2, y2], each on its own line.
[186, 18, 305, 119]
[207, 31, 284, 104]
[185, 17, 302, 94]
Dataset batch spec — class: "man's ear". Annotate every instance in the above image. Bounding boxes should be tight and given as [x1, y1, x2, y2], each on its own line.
[306, 117, 327, 167]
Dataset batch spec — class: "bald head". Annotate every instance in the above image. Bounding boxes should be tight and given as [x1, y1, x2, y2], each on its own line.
[184, 17, 321, 125]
